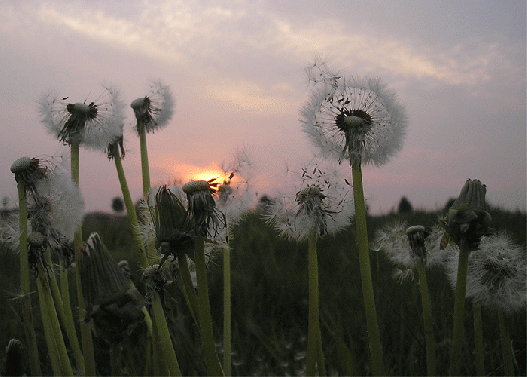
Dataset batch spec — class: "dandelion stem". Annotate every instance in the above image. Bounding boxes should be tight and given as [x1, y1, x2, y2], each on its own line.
[195, 236, 225, 376]
[37, 266, 74, 376]
[473, 302, 485, 376]
[498, 309, 515, 376]
[71, 140, 96, 376]
[151, 291, 182, 376]
[449, 242, 470, 375]
[223, 240, 232, 376]
[417, 259, 436, 376]
[16, 182, 42, 376]
[46, 252, 85, 375]
[139, 126, 151, 199]
[177, 254, 199, 324]
[351, 163, 385, 376]
[307, 228, 325, 376]
[112, 146, 148, 268]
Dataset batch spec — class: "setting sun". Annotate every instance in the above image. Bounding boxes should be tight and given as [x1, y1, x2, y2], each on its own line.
[164, 159, 232, 185]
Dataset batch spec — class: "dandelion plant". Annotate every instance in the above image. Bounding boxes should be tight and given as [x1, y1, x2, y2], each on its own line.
[183, 180, 225, 376]
[375, 223, 443, 376]
[39, 86, 124, 375]
[10, 157, 43, 376]
[267, 161, 353, 376]
[301, 60, 408, 375]
[441, 178, 491, 375]
[131, 81, 174, 199]
[446, 232, 525, 376]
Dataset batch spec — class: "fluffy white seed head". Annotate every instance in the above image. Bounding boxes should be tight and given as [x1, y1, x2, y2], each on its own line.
[301, 66, 408, 166]
[267, 160, 353, 240]
[446, 233, 526, 312]
[38, 86, 125, 151]
[132, 81, 174, 134]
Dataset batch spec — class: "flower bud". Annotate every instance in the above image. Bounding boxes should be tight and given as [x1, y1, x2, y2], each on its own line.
[444, 179, 491, 250]
[406, 225, 430, 262]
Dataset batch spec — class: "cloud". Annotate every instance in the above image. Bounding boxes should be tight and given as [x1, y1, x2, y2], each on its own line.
[15, 0, 500, 88]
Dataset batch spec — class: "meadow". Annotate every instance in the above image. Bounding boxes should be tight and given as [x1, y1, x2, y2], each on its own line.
[1, 203, 525, 376]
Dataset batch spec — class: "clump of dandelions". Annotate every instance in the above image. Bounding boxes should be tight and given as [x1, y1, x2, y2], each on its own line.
[131, 81, 174, 134]
[39, 86, 125, 151]
[446, 233, 526, 312]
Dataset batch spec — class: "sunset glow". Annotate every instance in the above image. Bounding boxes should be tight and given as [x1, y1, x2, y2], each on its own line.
[165, 159, 233, 185]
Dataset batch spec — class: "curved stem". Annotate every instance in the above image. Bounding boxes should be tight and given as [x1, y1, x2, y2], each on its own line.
[112, 149, 148, 268]
[16, 182, 42, 376]
[46, 252, 85, 375]
[448, 242, 470, 376]
[195, 236, 224, 376]
[177, 254, 199, 324]
[151, 292, 182, 376]
[417, 259, 436, 376]
[351, 164, 385, 376]
[37, 267, 74, 376]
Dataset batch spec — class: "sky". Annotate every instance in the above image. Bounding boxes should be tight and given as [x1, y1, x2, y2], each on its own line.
[1, 0, 525, 215]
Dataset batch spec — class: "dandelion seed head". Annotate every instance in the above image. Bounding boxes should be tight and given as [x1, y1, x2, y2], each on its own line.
[33, 164, 84, 241]
[302, 67, 408, 166]
[39, 86, 124, 151]
[132, 81, 174, 134]
[183, 180, 225, 237]
[10, 157, 46, 189]
[375, 222, 453, 272]
[267, 160, 353, 240]
[446, 233, 526, 312]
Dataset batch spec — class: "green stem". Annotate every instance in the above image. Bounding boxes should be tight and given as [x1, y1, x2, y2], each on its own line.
[351, 164, 385, 376]
[177, 254, 199, 324]
[473, 302, 485, 376]
[498, 310, 514, 376]
[71, 141, 96, 376]
[37, 267, 74, 376]
[223, 232, 232, 376]
[307, 229, 325, 376]
[16, 182, 42, 376]
[151, 292, 182, 376]
[195, 236, 225, 376]
[46, 253, 85, 375]
[417, 259, 437, 376]
[37, 274, 61, 375]
[449, 242, 470, 376]
[112, 147, 148, 268]
[139, 126, 151, 199]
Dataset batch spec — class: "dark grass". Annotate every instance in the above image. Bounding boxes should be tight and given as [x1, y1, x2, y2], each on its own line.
[0, 207, 525, 375]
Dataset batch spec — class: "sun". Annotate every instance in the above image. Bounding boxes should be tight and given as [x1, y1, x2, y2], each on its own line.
[165, 159, 232, 185]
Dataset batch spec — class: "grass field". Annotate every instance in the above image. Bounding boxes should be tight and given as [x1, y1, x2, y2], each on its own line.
[0, 205, 525, 375]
